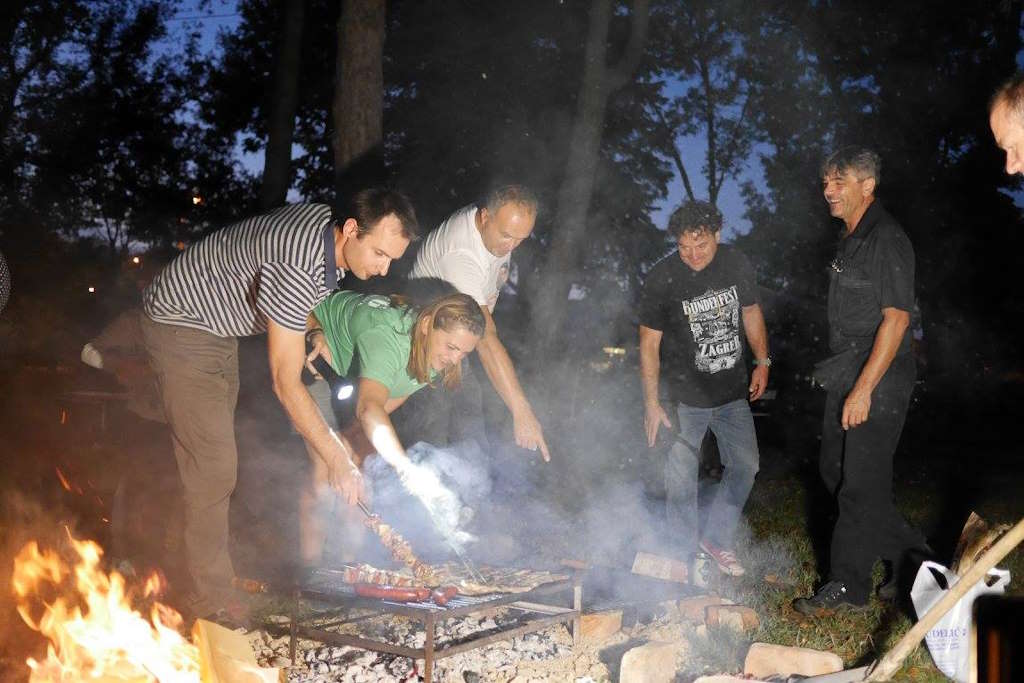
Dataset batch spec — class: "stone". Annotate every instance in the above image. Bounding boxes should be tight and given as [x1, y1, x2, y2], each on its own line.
[619, 641, 679, 683]
[579, 610, 623, 643]
[743, 642, 844, 678]
[692, 676, 753, 683]
[678, 596, 733, 623]
[704, 604, 759, 631]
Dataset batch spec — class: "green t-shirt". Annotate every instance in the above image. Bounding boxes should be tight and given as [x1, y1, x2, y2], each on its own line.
[313, 291, 427, 399]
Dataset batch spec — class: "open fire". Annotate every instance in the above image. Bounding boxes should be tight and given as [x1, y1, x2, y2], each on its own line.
[12, 532, 200, 682]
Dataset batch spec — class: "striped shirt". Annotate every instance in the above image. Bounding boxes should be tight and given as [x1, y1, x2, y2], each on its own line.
[143, 203, 344, 337]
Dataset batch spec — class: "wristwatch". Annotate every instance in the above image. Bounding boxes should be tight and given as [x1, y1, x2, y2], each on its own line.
[753, 357, 772, 367]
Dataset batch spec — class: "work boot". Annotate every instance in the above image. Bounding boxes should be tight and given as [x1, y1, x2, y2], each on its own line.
[792, 581, 865, 616]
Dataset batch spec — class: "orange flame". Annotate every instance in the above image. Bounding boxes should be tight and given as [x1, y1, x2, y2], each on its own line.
[12, 534, 200, 682]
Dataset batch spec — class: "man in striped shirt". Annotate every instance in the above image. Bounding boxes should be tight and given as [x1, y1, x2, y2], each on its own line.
[142, 189, 417, 618]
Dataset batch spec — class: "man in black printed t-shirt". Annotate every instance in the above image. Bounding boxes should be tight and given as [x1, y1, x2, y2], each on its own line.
[638, 200, 770, 577]
[793, 147, 928, 615]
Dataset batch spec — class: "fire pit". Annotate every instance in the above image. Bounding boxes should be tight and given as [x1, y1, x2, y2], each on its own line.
[285, 568, 582, 682]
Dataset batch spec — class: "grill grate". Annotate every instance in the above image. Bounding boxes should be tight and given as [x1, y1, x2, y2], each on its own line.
[289, 570, 583, 683]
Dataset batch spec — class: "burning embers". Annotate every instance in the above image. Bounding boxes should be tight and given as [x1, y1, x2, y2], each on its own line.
[12, 533, 200, 682]
[266, 612, 576, 682]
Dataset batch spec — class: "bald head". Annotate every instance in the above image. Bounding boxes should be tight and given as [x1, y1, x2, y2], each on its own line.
[990, 74, 1024, 176]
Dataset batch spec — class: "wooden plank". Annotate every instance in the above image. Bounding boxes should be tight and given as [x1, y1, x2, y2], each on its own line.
[192, 618, 282, 683]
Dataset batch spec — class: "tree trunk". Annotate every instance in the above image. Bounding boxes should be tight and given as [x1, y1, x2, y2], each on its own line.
[531, 0, 649, 352]
[332, 0, 386, 203]
[258, 0, 306, 211]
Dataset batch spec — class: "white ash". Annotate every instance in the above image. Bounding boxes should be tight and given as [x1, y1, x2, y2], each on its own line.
[244, 608, 585, 683]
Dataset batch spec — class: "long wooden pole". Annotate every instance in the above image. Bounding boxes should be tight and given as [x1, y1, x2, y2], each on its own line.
[866, 517, 1024, 681]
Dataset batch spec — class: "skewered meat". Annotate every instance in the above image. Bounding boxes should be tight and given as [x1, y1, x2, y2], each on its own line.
[362, 514, 441, 585]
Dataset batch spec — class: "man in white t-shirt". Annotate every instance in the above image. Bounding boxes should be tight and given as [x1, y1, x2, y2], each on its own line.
[411, 185, 549, 461]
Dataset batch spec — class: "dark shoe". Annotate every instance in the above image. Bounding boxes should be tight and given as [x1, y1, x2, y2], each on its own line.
[793, 581, 865, 616]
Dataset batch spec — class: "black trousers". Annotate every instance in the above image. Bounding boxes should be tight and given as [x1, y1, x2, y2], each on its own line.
[392, 358, 488, 448]
[819, 353, 924, 603]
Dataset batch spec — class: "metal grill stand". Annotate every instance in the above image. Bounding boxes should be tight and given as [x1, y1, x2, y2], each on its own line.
[288, 577, 582, 682]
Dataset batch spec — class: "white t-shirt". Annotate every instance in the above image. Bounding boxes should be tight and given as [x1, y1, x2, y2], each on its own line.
[410, 205, 510, 311]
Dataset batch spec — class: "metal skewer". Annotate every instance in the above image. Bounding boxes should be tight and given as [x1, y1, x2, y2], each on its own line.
[357, 499, 488, 586]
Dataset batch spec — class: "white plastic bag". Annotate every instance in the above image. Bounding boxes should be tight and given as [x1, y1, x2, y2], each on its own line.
[910, 560, 1010, 682]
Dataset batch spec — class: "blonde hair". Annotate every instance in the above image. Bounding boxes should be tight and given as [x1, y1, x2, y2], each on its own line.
[406, 292, 485, 389]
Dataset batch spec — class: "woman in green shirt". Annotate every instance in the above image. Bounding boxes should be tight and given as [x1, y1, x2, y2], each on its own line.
[301, 287, 485, 565]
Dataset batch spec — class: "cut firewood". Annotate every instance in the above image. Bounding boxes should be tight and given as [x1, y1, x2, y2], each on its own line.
[192, 618, 283, 683]
[951, 511, 1010, 577]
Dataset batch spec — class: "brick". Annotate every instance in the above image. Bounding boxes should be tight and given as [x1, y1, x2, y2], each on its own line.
[704, 604, 759, 631]
[619, 641, 679, 683]
[678, 596, 733, 623]
[743, 642, 844, 678]
[579, 610, 622, 643]
[631, 551, 688, 583]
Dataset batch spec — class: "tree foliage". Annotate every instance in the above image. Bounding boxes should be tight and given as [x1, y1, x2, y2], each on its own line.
[646, 0, 756, 206]
[3, 0, 1023, 385]
[1, 0, 247, 254]
[735, 0, 1024, 379]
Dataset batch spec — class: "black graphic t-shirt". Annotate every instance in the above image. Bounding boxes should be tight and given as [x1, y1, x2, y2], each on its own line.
[639, 245, 760, 408]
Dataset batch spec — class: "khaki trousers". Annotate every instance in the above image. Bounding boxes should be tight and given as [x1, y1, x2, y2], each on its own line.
[140, 316, 239, 603]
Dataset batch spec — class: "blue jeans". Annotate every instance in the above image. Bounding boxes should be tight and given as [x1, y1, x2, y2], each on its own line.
[665, 399, 759, 554]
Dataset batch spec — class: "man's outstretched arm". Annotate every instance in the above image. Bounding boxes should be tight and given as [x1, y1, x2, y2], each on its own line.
[639, 325, 671, 447]
[267, 318, 363, 503]
[474, 306, 550, 461]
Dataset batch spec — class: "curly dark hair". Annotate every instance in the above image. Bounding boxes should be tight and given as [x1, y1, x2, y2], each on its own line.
[667, 200, 723, 239]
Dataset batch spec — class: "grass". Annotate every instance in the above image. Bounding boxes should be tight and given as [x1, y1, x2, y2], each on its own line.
[680, 624, 751, 679]
[679, 473, 1024, 681]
